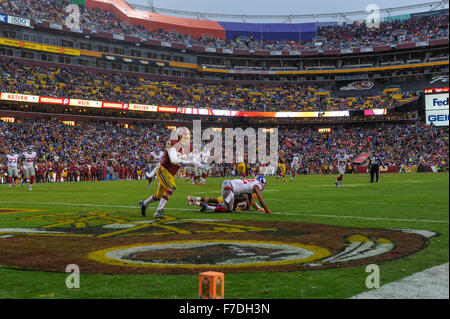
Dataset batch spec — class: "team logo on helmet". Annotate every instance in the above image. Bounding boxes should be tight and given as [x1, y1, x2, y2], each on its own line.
[256, 175, 266, 185]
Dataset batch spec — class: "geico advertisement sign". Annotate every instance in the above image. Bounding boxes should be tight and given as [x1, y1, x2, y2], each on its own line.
[426, 109, 449, 127]
[425, 93, 449, 110]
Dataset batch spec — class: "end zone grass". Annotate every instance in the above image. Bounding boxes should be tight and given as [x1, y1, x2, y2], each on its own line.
[0, 173, 448, 299]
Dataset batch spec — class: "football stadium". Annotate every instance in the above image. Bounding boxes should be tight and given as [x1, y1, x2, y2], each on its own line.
[0, 0, 449, 305]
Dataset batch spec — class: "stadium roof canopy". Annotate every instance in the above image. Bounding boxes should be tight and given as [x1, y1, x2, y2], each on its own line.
[86, 0, 448, 40]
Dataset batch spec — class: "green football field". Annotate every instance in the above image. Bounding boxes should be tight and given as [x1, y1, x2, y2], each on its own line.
[0, 172, 448, 299]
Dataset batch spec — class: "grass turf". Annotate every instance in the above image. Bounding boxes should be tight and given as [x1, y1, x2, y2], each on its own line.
[0, 172, 448, 299]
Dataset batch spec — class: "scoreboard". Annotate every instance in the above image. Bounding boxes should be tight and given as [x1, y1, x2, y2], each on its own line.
[424, 87, 449, 127]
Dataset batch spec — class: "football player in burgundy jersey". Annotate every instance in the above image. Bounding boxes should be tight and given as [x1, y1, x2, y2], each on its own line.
[139, 128, 205, 219]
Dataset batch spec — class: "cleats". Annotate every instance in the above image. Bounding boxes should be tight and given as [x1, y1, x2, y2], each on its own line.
[153, 209, 165, 219]
[139, 200, 147, 217]
[187, 196, 196, 206]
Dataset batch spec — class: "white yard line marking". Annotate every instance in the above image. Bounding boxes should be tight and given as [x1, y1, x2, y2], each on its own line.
[280, 192, 440, 198]
[267, 198, 447, 208]
[0, 201, 448, 224]
[350, 263, 449, 299]
[267, 212, 449, 224]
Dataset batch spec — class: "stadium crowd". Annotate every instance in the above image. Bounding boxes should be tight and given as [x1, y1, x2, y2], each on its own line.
[0, 58, 417, 112]
[278, 121, 449, 174]
[315, 13, 449, 50]
[0, 118, 447, 184]
[0, 0, 448, 52]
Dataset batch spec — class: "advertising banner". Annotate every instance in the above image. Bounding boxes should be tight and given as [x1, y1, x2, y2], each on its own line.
[70, 99, 102, 108]
[426, 109, 449, 126]
[1, 92, 39, 103]
[7, 15, 30, 27]
[39, 97, 70, 105]
[0, 92, 353, 119]
[425, 93, 449, 111]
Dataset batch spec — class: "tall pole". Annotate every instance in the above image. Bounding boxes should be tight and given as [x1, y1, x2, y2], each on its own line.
[147, 0, 154, 33]
[147, 0, 154, 13]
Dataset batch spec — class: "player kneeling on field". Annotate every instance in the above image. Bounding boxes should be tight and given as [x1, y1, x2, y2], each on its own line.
[188, 193, 265, 213]
[188, 175, 271, 214]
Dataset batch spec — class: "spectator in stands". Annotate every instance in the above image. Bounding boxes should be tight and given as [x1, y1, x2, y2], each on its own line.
[0, 118, 447, 184]
[0, 58, 419, 112]
[0, 0, 447, 51]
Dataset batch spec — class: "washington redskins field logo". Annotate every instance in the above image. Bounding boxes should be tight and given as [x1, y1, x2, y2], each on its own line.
[0, 209, 437, 274]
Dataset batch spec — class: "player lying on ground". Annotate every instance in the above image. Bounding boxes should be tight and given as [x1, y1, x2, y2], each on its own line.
[187, 193, 265, 213]
[220, 175, 272, 214]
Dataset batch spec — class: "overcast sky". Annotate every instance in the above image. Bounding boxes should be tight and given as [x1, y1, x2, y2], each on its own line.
[127, 0, 448, 22]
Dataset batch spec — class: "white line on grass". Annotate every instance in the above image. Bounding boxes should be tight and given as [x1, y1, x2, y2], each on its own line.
[350, 263, 449, 299]
[278, 192, 441, 198]
[0, 201, 448, 224]
[267, 198, 447, 208]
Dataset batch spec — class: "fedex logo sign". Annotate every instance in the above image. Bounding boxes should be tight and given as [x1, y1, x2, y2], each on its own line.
[432, 97, 448, 107]
[426, 94, 450, 111]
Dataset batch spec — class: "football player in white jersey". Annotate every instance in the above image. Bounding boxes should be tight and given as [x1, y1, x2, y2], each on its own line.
[290, 154, 300, 181]
[21, 146, 37, 191]
[220, 175, 271, 213]
[199, 150, 210, 184]
[146, 147, 163, 190]
[191, 151, 202, 184]
[5, 149, 20, 188]
[334, 149, 350, 187]
[188, 193, 265, 213]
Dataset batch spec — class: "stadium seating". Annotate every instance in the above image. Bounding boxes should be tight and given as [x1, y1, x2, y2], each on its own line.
[0, 58, 418, 112]
[0, 0, 448, 52]
[0, 118, 447, 183]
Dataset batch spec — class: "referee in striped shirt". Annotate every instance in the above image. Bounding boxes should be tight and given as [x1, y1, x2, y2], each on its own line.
[367, 152, 385, 183]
